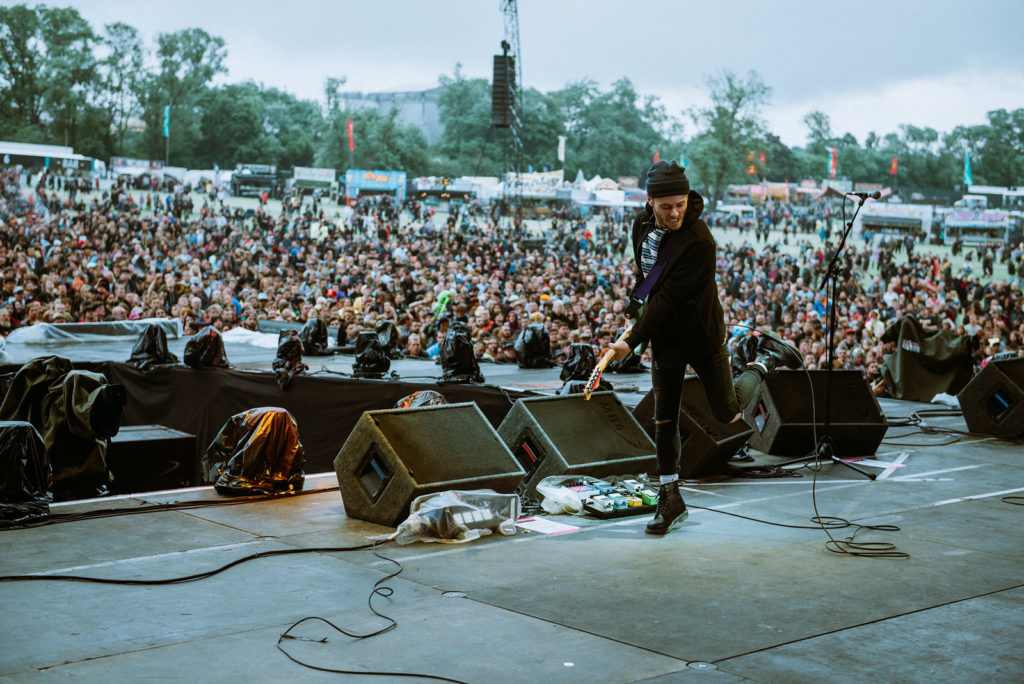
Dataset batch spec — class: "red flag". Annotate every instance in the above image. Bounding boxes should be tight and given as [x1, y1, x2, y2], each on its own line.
[758, 151, 766, 165]
[653, 151, 660, 163]
[346, 119, 355, 152]
[829, 146, 837, 179]
[889, 156, 898, 175]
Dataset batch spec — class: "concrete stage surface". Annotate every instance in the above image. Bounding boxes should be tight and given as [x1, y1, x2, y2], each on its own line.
[1, 330, 1023, 682]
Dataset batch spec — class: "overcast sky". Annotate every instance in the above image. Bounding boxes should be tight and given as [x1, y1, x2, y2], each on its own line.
[29, 0, 1024, 148]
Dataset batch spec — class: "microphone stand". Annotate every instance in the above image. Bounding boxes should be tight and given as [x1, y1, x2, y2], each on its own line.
[776, 195, 876, 480]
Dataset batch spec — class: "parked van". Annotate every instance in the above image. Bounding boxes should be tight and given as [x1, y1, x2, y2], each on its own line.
[716, 204, 758, 229]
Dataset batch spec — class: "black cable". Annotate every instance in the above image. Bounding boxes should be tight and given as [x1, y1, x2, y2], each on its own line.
[0, 541, 378, 585]
[1002, 496, 1024, 506]
[0, 487, 340, 531]
[275, 543, 467, 683]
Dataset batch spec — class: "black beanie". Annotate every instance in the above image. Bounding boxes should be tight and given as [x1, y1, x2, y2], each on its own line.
[645, 160, 690, 198]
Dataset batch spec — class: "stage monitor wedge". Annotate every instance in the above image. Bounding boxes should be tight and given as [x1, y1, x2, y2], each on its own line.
[958, 357, 1024, 437]
[334, 402, 524, 527]
[743, 369, 886, 456]
[497, 392, 656, 499]
[632, 375, 752, 478]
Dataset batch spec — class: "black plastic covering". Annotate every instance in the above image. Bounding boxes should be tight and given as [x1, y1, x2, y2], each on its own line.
[558, 343, 613, 394]
[394, 390, 449, 409]
[0, 356, 125, 500]
[0, 420, 51, 520]
[440, 321, 485, 383]
[352, 330, 390, 378]
[127, 324, 179, 370]
[730, 334, 760, 377]
[606, 326, 648, 374]
[375, 320, 403, 359]
[183, 326, 231, 369]
[199, 406, 305, 495]
[299, 318, 330, 356]
[560, 343, 598, 381]
[272, 329, 308, 390]
[514, 324, 556, 368]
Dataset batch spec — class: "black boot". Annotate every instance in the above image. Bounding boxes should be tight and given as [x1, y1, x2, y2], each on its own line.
[645, 480, 688, 535]
[748, 331, 802, 373]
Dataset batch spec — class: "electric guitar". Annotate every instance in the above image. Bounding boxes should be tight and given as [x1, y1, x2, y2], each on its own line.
[583, 326, 633, 400]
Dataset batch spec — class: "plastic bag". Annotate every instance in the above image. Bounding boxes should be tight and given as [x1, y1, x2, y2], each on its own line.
[440, 321, 484, 383]
[394, 390, 448, 409]
[390, 490, 520, 544]
[199, 406, 305, 495]
[535, 475, 586, 515]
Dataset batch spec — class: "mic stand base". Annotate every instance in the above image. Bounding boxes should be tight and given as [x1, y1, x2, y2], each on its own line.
[774, 439, 877, 480]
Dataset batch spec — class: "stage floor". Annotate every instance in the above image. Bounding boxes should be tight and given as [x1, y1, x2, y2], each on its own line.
[2, 395, 1022, 682]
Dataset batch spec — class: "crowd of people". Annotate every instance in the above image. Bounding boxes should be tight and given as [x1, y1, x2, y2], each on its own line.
[1, 167, 1022, 392]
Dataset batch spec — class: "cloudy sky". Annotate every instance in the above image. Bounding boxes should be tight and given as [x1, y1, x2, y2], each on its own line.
[37, 0, 1024, 147]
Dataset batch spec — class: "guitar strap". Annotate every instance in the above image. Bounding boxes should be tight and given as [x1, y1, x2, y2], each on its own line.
[628, 225, 683, 315]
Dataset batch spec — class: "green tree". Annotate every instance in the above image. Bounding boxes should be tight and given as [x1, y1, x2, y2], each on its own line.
[434, 65, 502, 175]
[687, 70, 771, 201]
[318, 107, 428, 175]
[95, 22, 145, 156]
[137, 28, 227, 165]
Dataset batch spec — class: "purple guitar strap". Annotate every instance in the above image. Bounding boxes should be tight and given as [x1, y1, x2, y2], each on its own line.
[631, 226, 682, 304]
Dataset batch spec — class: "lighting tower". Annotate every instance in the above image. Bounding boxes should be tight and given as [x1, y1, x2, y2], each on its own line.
[500, 0, 524, 219]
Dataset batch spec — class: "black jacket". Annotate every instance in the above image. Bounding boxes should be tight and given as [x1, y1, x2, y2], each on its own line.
[622, 191, 725, 363]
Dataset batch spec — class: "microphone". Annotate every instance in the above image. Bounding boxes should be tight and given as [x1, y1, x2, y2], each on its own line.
[846, 190, 881, 200]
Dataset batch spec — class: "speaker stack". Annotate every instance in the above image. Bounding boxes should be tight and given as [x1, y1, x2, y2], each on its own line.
[334, 402, 524, 527]
[491, 55, 515, 128]
[632, 375, 752, 478]
[497, 392, 656, 499]
[743, 369, 886, 456]
[958, 357, 1024, 437]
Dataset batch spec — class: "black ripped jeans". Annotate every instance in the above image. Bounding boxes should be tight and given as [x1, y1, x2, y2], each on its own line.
[651, 342, 763, 476]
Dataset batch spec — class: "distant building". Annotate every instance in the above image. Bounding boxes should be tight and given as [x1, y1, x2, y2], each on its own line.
[338, 87, 442, 146]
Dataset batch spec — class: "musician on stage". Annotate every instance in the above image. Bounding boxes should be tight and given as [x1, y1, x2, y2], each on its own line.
[607, 161, 800, 535]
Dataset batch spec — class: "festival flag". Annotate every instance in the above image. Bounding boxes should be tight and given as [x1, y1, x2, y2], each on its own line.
[829, 146, 837, 179]
[162, 106, 170, 138]
[346, 119, 355, 152]
[963, 150, 973, 186]
[557, 135, 566, 163]
[890, 156, 898, 175]
[653, 151, 660, 163]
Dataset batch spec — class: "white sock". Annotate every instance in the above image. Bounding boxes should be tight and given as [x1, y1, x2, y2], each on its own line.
[659, 474, 679, 485]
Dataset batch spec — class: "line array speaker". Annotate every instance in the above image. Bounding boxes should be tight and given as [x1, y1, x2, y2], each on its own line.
[491, 55, 515, 128]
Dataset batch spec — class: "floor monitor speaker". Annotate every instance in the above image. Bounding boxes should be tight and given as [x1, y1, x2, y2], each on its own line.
[958, 358, 1024, 437]
[334, 402, 524, 527]
[743, 370, 886, 456]
[632, 375, 752, 478]
[497, 392, 656, 499]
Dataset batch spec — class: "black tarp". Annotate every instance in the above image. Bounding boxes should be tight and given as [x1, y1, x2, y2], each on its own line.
[183, 326, 230, 369]
[440, 321, 485, 383]
[97, 363, 537, 476]
[881, 315, 974, 402]
[352, 330, 390, 378]
[0, 356, 125, 500]
[515, 324, 556, 368]
[299, 319, 331, 356]
[200, 407, 305, 494]
[127, 324, 179, 370]
[0, 421, 51, 520]
[272, 329, 308, 390]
